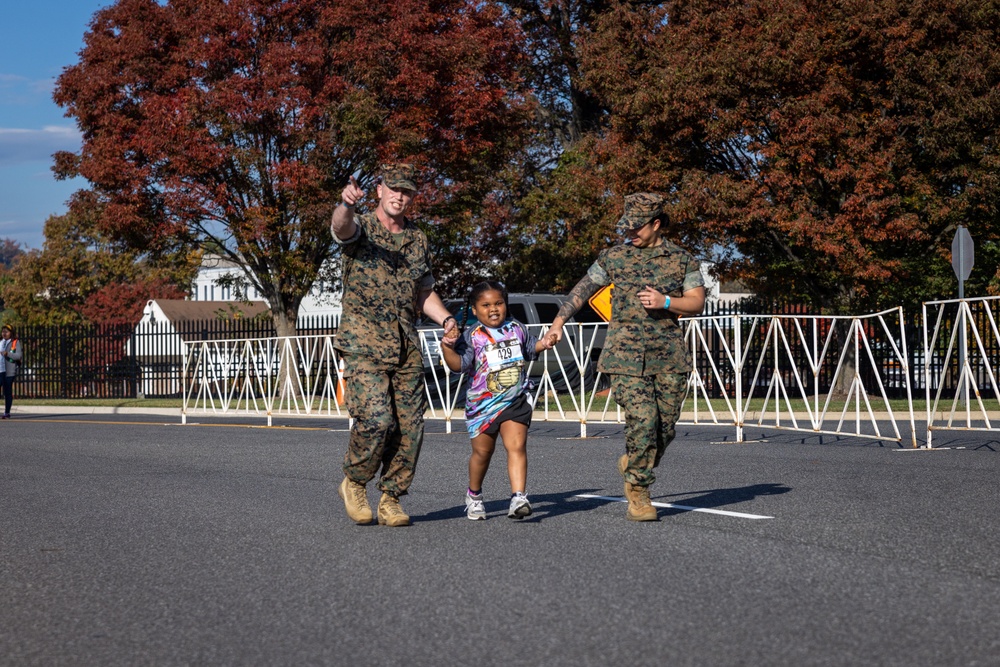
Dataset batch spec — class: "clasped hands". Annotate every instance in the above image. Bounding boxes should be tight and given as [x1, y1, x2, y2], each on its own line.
[440, 324, 558, 350]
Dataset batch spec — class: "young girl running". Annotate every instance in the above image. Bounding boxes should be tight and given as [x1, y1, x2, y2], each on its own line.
[440, 281, 556, 520]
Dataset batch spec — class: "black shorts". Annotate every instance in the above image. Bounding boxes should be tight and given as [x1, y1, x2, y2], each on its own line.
[482, 394, 534, 437]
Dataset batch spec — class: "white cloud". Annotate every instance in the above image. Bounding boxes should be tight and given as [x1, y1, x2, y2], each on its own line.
[0, 72, 50, 102]
[29, 78, 57, 96]
[0, 217, 44, 241]
[0, 126, 82, 165]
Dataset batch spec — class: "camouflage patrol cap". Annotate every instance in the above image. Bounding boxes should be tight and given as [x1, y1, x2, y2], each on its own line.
[616, 192, 667, 235]
[379, 163, 418, 191]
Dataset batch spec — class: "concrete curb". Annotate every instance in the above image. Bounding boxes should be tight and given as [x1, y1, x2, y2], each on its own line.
[12, 404, 975, 425]
[13, 405, 184, 417]
[12, 404, 907, 422]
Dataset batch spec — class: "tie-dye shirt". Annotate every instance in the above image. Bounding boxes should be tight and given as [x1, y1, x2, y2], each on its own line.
[454, 318, 540, 437]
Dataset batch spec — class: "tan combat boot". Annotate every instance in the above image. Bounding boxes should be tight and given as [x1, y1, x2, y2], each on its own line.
[618, 453, 657, 521]
[339, 477, 373, 524]
[624, 482, 658, 521]
[377, 493, 411, 527]
[617, 453, 628, 478]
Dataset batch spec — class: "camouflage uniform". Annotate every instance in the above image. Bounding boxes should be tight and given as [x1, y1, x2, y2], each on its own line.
[588, 193, 704, 488]
[334, 165, 433, 498]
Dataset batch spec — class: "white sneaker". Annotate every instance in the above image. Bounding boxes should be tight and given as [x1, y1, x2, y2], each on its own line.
[508, 493, 532, 519]
[465, 492, 486, 520]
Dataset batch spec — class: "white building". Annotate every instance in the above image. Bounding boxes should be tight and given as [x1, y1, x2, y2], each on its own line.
[130, 251, 344, 397]
[129, 299, 274, 397]
[700, 263, 753, 305]
[191, 254, 751, 312]
[190, 253, 342, 317]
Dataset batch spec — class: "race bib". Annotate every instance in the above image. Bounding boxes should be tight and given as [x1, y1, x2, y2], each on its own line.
[484, 339, 524, 370]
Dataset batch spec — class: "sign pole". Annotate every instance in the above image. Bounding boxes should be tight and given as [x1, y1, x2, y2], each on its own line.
[951, 225, 975, 404]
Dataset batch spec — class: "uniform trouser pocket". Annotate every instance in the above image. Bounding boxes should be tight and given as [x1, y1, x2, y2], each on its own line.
[612, 372, 689, 486]
[341, 346, 428, 496]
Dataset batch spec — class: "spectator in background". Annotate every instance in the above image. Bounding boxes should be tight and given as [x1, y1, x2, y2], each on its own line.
[0, 324, 23, 419]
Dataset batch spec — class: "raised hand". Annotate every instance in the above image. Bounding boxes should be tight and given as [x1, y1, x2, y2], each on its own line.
[342, 175, 365, 207]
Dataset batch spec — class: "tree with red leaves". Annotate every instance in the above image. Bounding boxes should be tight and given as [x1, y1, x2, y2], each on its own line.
[580, 0, 1000, 312]
[54, 0, 530, 333]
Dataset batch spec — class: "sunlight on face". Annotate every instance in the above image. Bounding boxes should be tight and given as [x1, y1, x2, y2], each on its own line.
[472, 289, 507, 328]
[377, 183, 416, 218]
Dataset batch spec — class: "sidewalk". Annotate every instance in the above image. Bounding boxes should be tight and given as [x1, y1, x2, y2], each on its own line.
[8, 403, 935, 421]
[13, 405, 183, 417]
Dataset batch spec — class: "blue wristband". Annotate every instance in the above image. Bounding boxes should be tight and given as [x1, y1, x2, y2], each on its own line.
[663, 296, 671, 309]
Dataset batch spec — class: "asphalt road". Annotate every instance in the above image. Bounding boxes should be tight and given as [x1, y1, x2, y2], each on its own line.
[2, 413, 999, 666]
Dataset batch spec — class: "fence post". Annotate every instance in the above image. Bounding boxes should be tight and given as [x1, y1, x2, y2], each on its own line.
[735, 314, 744, 442]
[577, 322, 587, 440]
[181, 341, 188, 425]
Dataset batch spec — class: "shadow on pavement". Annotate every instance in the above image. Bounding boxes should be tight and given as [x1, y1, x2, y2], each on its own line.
[412, 488, 608, 523]
[413, 483, 791, 522]
[657, 482, 792, 508]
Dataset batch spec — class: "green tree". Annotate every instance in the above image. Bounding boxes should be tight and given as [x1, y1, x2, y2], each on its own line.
[466, 1, 621, 294]
[2, 205, 196, 326]
[0, 238, 25, 316]
[0, 239, 23, 270]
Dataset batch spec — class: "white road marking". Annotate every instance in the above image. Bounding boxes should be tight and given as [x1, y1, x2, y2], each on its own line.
[573, 494, 774, 520]
[710, 439, 769, 444]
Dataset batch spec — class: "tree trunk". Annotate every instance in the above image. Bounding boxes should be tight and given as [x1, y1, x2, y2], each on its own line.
[272, 303, 301, 401]
[828, 320, 857, 401]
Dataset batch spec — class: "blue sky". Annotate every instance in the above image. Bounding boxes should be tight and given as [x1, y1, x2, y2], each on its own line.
[0, 2, 111, 250]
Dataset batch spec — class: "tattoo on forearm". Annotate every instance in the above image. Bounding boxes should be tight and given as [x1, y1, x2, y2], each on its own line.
[557, 276, 600, 321]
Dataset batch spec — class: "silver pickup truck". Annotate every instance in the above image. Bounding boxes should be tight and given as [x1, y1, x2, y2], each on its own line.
[419, 292, 608, 394]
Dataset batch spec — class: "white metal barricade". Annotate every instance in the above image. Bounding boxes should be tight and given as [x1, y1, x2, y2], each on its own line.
[683, 309, 916, 446]
[182, 334, 347, 426]
[181, 310, 917, 446]
[922, 296, 1000, 448]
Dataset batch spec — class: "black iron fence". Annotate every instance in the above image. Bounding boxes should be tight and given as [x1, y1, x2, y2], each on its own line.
[16, 315, 339, 399]
[9, 302, 982, 400]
